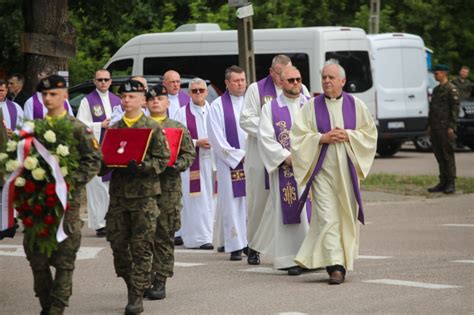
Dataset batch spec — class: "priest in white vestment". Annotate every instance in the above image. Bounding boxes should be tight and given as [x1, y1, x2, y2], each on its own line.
[175, 78, 215, 249]
[163, 70, 190, 120]
[256, 66, 310, 275]
[291, 60, 377, 284]
[208, 66, 248, 261]
[0, 81, 23, 135]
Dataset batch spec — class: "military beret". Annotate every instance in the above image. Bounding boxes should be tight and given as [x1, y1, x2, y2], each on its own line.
[36, 75, 67, 91]
[146, 83, 168, 100]
[433, 64, 449, 72]
[118, 79, 146, 94]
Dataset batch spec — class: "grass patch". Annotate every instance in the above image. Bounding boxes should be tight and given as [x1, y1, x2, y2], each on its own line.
[361, 173, 474, 196]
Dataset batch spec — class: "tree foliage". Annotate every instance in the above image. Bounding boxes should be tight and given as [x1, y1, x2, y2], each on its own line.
[0, 0, 472, 85]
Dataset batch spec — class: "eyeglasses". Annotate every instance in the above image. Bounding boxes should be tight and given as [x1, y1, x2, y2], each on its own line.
[287, 77, 302, 84]
[7, 81, 14, 85]
[190, 88, 206, 94]
[96, 78, 111, 82]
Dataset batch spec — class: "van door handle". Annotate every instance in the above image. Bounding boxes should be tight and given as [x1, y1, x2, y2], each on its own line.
[408, 95, 415, 99]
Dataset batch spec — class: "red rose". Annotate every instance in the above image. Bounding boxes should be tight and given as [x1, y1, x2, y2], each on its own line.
[66, 183, 70, 192]
[37, 228, 49, 238]
[45, 196, 58, 208]
[17, 202, 31, 212]
[24, 181, 36, 193]
[66, 202, 71, 210]
[43, 215, 55, 225]
[32, 204, 43, 216]
[22, 216, 34, 228]
[46, 183, 56, 195]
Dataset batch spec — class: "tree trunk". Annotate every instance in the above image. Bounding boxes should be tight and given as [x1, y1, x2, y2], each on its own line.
[22, 0, 75, 93]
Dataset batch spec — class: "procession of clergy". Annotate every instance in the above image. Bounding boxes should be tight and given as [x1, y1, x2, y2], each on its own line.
[2, 54, 378, 286]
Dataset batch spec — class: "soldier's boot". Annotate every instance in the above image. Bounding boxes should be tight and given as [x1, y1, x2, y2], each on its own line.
[147, 278, 166, 300]
[428, 181, 446, 192]
[443, 181, 455, 194]
[48, 303, 65, 315]
[125, 292, 144, 315]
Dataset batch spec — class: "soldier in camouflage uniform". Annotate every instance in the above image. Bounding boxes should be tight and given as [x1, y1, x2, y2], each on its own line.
[25, 75, 101, 315]
[143, 83, 196, 300]
[451, 66, 471, 101]
[100, 79, 170, 315]
[428, 64, 460, 194]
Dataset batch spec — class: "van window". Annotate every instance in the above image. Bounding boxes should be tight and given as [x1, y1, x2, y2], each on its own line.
[107, 59, 133, 76]
[143, 53, 310, 92]
[325, 51, 372, 93]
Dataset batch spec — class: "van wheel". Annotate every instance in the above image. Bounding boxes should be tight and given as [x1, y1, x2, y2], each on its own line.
[377, 142, 402, 157]
[413, 135, 432, 152]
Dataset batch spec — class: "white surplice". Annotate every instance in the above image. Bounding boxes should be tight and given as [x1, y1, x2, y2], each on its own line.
[175, 100, 215, 248]
[76, 89, 114, 230]
[0, 100, 23, 132]
[168, 93, 182, 120]
[255, 94, 309, 269]
[207, 94, 247, 253]
[291, 96, 377, 271]
[24, 92, 74, 120]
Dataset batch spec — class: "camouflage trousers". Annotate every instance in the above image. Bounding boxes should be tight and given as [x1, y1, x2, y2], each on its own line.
[431, 128, 456, 182]
[106, 196, 159, 294]
[152, 191, 182, 282]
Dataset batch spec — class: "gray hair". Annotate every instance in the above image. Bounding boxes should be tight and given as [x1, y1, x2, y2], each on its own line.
[324, 59, 346, 79]
[271, 54, 292, 68]
[190, 77, 207, 87]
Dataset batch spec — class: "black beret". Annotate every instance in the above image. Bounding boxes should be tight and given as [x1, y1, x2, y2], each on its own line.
[146, 83, 168, 100]
[36, 75, 67, 91]
[118, 79, 146, 94]
[433, 64, 449, 72]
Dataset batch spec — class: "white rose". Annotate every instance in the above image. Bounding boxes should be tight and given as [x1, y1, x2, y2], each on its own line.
[23, 121, 35, 130]
[60, 166, 68, 177]
[0, 153, 8, 161]
[6, 140, 17, 152]
[31, 167, 46, 181]
[14, 177, 26, 187]
[56, 144, 70, 157]
[23, 156, 39, 170]
[5, 160, 21, 172]
[44, 130, 57, 143]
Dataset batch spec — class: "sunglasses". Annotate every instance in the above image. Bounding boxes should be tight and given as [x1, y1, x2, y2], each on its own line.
[287, 77, 302, 84]
[191, 88, 206, 94]
[96, 78, 111, 82]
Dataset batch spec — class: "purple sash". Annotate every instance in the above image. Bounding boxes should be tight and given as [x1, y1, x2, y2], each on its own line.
[270, 98, 301, 224]
[185, 104, 201, 194]
[32, 93, 69, 119]
[221, 91, 246, 198]
[178, 90, 190, 107]
[296, 92, 365, 224]
[5, 100, 17, 130]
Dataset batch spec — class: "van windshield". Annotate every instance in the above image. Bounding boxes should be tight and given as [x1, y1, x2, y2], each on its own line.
[325, 51, 372, 93]
[107, 59, 133, 76]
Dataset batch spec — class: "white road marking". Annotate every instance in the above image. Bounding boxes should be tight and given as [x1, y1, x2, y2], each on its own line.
[0, 245, 103, 260]
[358, 255, 392, 260]
[440, 224, 474, 227]
[240, 267, 288, 275]
[277, 313, 308, 315]
[175, 249, 215, 254]
[364, 279, 462, 289]
[452, 260, 474, 264]
[174, 262, 205, 267]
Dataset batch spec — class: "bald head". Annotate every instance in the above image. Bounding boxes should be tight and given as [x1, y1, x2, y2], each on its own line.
[163, 70, 181, 95]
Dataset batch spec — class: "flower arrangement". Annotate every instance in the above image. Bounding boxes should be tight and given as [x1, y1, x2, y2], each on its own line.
[0, 119, 80, 256]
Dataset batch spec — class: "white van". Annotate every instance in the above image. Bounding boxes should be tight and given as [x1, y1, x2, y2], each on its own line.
[368, 33, 429, 156]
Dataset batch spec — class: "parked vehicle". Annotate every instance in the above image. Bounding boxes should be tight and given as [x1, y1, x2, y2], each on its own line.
[68, 75, 221, 115]
[413, 70, 438, 152]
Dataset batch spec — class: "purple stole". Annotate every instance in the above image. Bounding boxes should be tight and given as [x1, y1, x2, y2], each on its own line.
[178, 90, 190, 107]
[297, 92, 365, 224]
[221, 91, 246, 198]
[5, 100, 17, 130]
[32, 93, 69, 119]
[85, 90, 121, 143]
[185, 104, 201, 194]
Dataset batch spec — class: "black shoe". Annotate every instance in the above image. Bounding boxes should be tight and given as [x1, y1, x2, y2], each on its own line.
[95, 227, 106, 237]
[125, 293, 144, 314]
[443, 182, 455, 194]
[242, 246, 249, 256]
[174, 236, 183, 246]
[428, 182, 446, 193]
[217, 246, 225, 253]
[247, 249, 260, 265]
[147, 281, 166, 300]
[230, 250, 242, 261]
[199, 243, 214, 250]
[287, 266, 304, 276]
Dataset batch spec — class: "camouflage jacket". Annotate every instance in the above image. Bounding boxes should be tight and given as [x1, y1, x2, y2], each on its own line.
[159, 117, 196, 192]
[451, 77, 472, 101]
[101, 114, 170, 198]
[429, 81, 460, 130]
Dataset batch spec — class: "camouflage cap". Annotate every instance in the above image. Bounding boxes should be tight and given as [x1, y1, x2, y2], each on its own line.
[118, 79, 146, 94]
[146, 83, 168, 100]
[36, 75, 67, 91]
[433, 64, 449, 72]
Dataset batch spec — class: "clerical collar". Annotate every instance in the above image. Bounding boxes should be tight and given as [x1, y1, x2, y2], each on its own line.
[324, 94, 343, 101]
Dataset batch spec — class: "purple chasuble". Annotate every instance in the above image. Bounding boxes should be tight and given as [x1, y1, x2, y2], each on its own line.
[5, 100, 17, 130]
[185, 104, 201, 194]
[221, 91, 246, 198]
[270, 98, 301, 224]
[32, 93, 69, 119]
[296, 92, 365, 224]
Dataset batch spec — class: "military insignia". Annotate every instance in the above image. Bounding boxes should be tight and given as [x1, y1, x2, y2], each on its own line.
[43, 79, 51, 88]
[92, 104, 104, 117]
[117, 141, 127, 154]
[149, 89, 157, 97]
[124, 82, 131, 91]
[92, 138, 99, 150]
